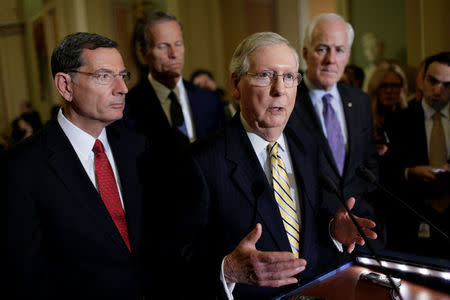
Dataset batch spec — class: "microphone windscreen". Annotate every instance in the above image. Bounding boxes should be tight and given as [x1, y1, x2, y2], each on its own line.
[356, 165, 377, 184]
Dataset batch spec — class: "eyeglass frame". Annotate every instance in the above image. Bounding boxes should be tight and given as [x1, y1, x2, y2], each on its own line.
[245, 70, 302, 88]
[67, 70, 131, 85]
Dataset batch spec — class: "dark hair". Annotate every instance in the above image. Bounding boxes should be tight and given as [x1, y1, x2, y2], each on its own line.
[51, 32, 118, 77]
[345, 64, 365, 82]
[423, 52, 450, 76]
[190, 69, 214, 83]
[136, 11, 183, 53]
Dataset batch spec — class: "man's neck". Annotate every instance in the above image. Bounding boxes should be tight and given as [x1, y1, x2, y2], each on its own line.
[150, 71, 180, 90]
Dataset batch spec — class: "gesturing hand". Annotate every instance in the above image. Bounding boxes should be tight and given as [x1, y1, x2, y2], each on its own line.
[223, 223, 307, 287]
[331, 197, 377, 254]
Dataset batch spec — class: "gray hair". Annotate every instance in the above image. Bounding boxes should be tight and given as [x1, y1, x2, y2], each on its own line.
[303, 13, 354, 50]
[229, 32, 299, 77]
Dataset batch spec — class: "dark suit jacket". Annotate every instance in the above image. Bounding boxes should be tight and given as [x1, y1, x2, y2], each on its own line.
[1, 121, 149, 299]
[386, 101, 449, 257]
[122, 78, 224, 148]
[180, 115, 334, 300]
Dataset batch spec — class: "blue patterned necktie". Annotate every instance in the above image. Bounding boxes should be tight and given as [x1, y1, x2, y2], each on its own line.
[322, 94, 346, 175]
[269, 142, 300, 257]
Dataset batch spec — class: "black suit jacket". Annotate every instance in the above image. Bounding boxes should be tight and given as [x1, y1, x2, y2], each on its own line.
[122, 78, 224, 148]
[292, 82, 383, 252]
[180, 115, 334, 300]
[2, 121, 149, 299]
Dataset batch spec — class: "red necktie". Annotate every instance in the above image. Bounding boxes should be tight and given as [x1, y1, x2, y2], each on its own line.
[93, 139, 131, 251]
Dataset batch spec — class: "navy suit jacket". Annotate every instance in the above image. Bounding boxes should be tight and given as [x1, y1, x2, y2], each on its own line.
[2, 121, 149, 299]
[122, 78, 224, 148]
[180, 115, 334, 300]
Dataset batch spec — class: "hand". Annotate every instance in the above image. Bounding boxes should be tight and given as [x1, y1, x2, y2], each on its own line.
[375, 143, 388, 156]
[223, 223, 307, 287]
[407, 165, 438, 183]
[331, 197, 377, 254]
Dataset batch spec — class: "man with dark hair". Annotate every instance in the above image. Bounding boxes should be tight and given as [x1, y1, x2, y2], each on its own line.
[387, 51, 450, 257]
[2, 32, 149, 299]
[123, 11, 223, 148]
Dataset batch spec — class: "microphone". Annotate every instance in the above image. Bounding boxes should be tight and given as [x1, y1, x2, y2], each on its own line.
[356, 165, 449, 242]
[320, 175, 403, 300]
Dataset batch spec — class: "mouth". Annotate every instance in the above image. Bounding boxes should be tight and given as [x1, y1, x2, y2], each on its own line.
[110, 102, 124, 109]
[268, 106, 285, 113]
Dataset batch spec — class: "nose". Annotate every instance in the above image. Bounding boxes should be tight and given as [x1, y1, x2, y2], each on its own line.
[112, 75, 128, 96]
[168, 45, 178, 58]
[325, 49, 336, 64]
[270, 74, 286, 96]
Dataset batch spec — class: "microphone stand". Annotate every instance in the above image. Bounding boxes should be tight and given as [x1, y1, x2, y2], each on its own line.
[320, 176, 404, 300]
[356, 165, 449, 242]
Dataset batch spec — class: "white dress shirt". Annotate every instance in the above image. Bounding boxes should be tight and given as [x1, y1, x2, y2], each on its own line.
[422, 100, 450, 159]
[303, 75, 348, 147]
[148, 73, 196, 141]
[57, 109, 125, 209]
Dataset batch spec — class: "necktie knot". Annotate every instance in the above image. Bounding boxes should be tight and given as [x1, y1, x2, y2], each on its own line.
[93, 139, 105, 154]
[322, 93, 333, 105]
[433, 111, 442, 121]
[268, 141, 279, 156]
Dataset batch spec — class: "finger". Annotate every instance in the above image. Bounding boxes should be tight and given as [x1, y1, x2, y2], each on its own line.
[347, 242, 355, 254]
[257, 276, 299, 288]
[242, 223, 263, 247]
[355, 217, 376, 229]
[362, 228, 378, 239]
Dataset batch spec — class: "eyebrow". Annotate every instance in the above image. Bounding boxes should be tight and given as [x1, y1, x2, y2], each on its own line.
[94, 68, 128, 73]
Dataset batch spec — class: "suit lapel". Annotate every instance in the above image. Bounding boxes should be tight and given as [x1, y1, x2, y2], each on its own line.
[45, 122, 131, 254]
[338, 83, 355, 176]
[225, 117, 292, 252]
[296, 82, 341, 176]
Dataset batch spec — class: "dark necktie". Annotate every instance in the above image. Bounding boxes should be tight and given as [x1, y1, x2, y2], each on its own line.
[429, 111, 447, 166]
[93, 139, 131, 251]
[168, 91, 188, 136]
[322, 94, 346, 175]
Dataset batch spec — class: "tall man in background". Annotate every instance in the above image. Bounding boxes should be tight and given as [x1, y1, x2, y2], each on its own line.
[2, 33, 149, 299]
[292, 13, 381, 263]
[122, 11, 223, 147]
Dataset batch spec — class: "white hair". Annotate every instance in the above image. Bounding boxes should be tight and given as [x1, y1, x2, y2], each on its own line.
[303, 13, 354, 50]
[229, 32, 299, 76]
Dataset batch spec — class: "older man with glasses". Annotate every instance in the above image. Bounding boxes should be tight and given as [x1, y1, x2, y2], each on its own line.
[179, 31, 377, 300]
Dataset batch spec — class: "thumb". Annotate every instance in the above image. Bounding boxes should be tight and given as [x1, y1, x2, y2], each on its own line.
[345, 197, 356, 211]
[242, 223, 262, 247]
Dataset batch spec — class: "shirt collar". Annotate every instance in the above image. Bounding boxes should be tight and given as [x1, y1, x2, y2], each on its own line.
[57, 108, 108, 161]
[303, 73, 339, 102]
[421, 99, 450, 120]
[148, 73, 182, 103]
[240, 113, 287, 154]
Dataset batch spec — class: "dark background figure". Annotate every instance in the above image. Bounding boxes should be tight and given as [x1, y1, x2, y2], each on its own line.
[10, 101, 43, 145]
[386, 52, 450, 259]
[341, 64, 365, 89]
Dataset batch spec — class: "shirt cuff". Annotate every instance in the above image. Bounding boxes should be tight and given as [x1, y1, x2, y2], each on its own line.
[220, 256, 235, 300]
[329, 218, 343, 252]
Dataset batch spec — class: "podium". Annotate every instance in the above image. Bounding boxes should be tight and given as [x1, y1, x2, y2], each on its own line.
[274, 262, 450, 300]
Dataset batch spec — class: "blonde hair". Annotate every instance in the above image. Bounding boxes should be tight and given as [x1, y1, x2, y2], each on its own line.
[367, 61, 408, 130]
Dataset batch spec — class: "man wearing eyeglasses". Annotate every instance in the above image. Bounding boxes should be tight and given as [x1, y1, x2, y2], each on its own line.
[179, 32, 377, 300]
[386, 52, 450, 258]
[1, 32, 149, 299]
[292, 13, 383, 268]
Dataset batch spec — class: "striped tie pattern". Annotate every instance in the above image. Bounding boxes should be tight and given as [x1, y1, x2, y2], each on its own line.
[269, 142, 300, 257]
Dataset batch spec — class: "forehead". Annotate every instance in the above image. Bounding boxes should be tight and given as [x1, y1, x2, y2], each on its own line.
[311, 19, 348, 47]
[148, 20, 183, 42]
[383, 71, 402, 82]
[426, 62, 450, 80]
[248, 43, 296, 70]
[80, 47, 124, 70]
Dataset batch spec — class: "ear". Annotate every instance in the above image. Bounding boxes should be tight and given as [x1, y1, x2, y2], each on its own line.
[54, 72, 74, 102]
[230, 73, 242, 100]
[302, 47, 308, 61]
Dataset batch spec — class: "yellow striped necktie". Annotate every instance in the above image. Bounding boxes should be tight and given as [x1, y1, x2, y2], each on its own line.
[269, 142, 300, 257]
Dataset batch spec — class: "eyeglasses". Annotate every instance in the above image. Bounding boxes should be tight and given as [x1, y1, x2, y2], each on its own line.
[68, 70, 131, 85]
[246, 70, 302, 88]
[379, 83, 402, 91]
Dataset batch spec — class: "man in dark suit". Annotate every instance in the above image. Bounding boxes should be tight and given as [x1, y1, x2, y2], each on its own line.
[1, 33, 148, 299]
[180, 32, 377, 300]
[292, 14, 381, 257]
[122, 11, 223, 148]
[387, 52, 450, 258]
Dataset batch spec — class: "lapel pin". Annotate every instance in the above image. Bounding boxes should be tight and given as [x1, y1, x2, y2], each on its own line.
[348, 102, 352, 107]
